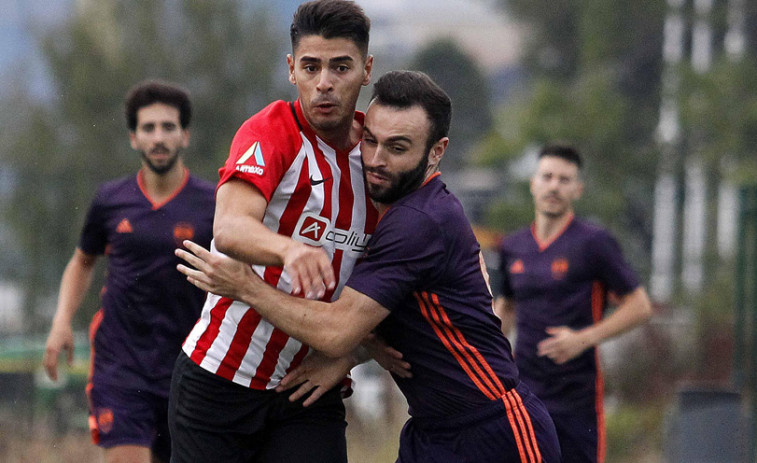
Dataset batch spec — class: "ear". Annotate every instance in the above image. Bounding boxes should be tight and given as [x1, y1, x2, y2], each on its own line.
[428, 137, 449, 169]
[182, 129, 191, 149]
[362, 55, 374, 86]
[287, 54, 296, 85]
[129, 131, 138, 150]
[574, 179, 585, 200]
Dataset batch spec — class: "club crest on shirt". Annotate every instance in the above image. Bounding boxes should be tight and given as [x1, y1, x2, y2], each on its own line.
[236, 141, 265, 176]
[174, 222, 195, 245]
[115, 218, 133, 234]
[509, 259, 525, 274]
[551, 257, 569, 279]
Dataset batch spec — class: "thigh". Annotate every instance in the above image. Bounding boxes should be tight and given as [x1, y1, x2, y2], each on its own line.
[257, 387, 348, 463]
[550, 409, 600, 463]
[87, 381, 160, 452]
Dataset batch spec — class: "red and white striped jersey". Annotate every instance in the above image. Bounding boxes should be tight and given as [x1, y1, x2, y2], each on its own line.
[182, 100, 378, 389]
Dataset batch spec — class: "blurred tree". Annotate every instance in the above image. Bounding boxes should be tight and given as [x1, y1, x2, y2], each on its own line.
[406, 39, 493, 170]
[484, 0, 666, 275]
[0, 1, 287, 332]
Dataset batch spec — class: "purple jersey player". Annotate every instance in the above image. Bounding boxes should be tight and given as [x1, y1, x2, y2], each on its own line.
[177, 71, 561, 462]
[43, 80, 215, 463]
[494, 144, 653, 463]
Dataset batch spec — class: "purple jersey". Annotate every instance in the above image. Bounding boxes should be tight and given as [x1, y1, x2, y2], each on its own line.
[80, 170, 215, 397]
[347, 175, 519, 419]
[498, 216, 639, 413]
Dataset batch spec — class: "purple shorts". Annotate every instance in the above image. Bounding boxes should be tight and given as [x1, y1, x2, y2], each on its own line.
[550, 408, 602, 463]
[397, 382, 561, 463]
[87, 381, 171, 462]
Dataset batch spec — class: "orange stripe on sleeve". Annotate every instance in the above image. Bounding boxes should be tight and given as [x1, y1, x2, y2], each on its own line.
[590, 281, 607, 463]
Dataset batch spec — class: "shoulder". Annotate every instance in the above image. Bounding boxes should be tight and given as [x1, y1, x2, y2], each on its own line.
[229, 101, 302, 160]
[380, 179, 464, 243]
[186, 174, 216, 195]
[236, 101, 299, 143]
[571, 217, 616, 242]
[94, 175, 137, 199]
[501, 226, 532, 250]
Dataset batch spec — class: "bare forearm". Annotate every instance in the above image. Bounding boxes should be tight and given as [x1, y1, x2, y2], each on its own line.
[581, 287, 652, 347]
[52, 249, 97, 326]
[214, 216, 292, 266]
[238, 283, 365, 357]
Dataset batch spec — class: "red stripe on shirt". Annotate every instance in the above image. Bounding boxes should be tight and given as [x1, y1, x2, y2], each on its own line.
[189, 297, 234, 365]
[216, 307, 263, 382]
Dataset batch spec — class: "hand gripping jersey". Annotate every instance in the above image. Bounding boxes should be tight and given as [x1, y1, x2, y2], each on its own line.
[82, 170, 216, 396]
[183, 100, 378, 389]
[498, 216, 640, 413]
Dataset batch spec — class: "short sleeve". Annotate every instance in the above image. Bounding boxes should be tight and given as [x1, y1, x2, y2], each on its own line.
[589, 229, 640, 296]
[346, 206, 446, 311]
[217, 101, 300, 201]
[78, 188, 108, 256]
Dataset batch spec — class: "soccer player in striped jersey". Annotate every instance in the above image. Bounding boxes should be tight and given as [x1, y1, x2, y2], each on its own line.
[176, 70, 563, 463]
[167, 2, 398, 463]
[42, 80, 216, 463]
[493, 144, 653, 463]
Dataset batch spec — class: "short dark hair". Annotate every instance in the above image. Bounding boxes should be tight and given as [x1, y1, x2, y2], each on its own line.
[539, 143, 583, 169]
[290, 0, 370, 57]
[370, 70, 452, 153]
[124, 80, 192, 131]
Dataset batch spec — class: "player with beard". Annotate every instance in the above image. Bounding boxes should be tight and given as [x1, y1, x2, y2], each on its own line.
[174, 70, 562, 463]
[494, 144, 652, 463]
[42, 80, 215, 463]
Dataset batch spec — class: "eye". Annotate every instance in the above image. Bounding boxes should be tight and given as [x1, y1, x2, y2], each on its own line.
[362, 136, 377, 146]
[303, 64, 318, 73]
[335, 64, 350, 72]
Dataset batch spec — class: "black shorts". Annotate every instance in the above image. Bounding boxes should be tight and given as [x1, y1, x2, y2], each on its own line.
[168, 352, 347, 463]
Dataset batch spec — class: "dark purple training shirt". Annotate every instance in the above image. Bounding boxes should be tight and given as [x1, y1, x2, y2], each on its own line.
[347, 174, 519, 419]
[80, 171, 215, 397]
[498, 216, 639, 413]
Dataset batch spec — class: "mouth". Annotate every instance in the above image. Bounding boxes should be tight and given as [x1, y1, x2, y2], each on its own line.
[365, 169, 390, 186]
[150, 147, 170, 157]
[313, 99, 338, 113]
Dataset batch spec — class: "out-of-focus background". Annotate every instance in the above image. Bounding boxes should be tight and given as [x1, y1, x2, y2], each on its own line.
[2, 0, 757, 461]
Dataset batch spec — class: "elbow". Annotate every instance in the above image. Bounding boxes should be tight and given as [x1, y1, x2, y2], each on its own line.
[213, 224, 237, 257]
[636, 289, 654, 323]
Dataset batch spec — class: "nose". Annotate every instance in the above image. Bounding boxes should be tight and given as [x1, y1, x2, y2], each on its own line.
[152, 126, 171, 144]
[363, 144, 386, 168]
[316, 69, 334, 92]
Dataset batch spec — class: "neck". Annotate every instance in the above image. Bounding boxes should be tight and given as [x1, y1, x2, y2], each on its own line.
[533, 210, 573, 243]
[140, 161, 186, 202]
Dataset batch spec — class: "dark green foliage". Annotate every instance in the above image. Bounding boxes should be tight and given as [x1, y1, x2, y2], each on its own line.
[1, 1, 287, 331]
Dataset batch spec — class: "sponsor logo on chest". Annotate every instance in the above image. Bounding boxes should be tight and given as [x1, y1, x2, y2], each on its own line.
[295, 212, 370, 254]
